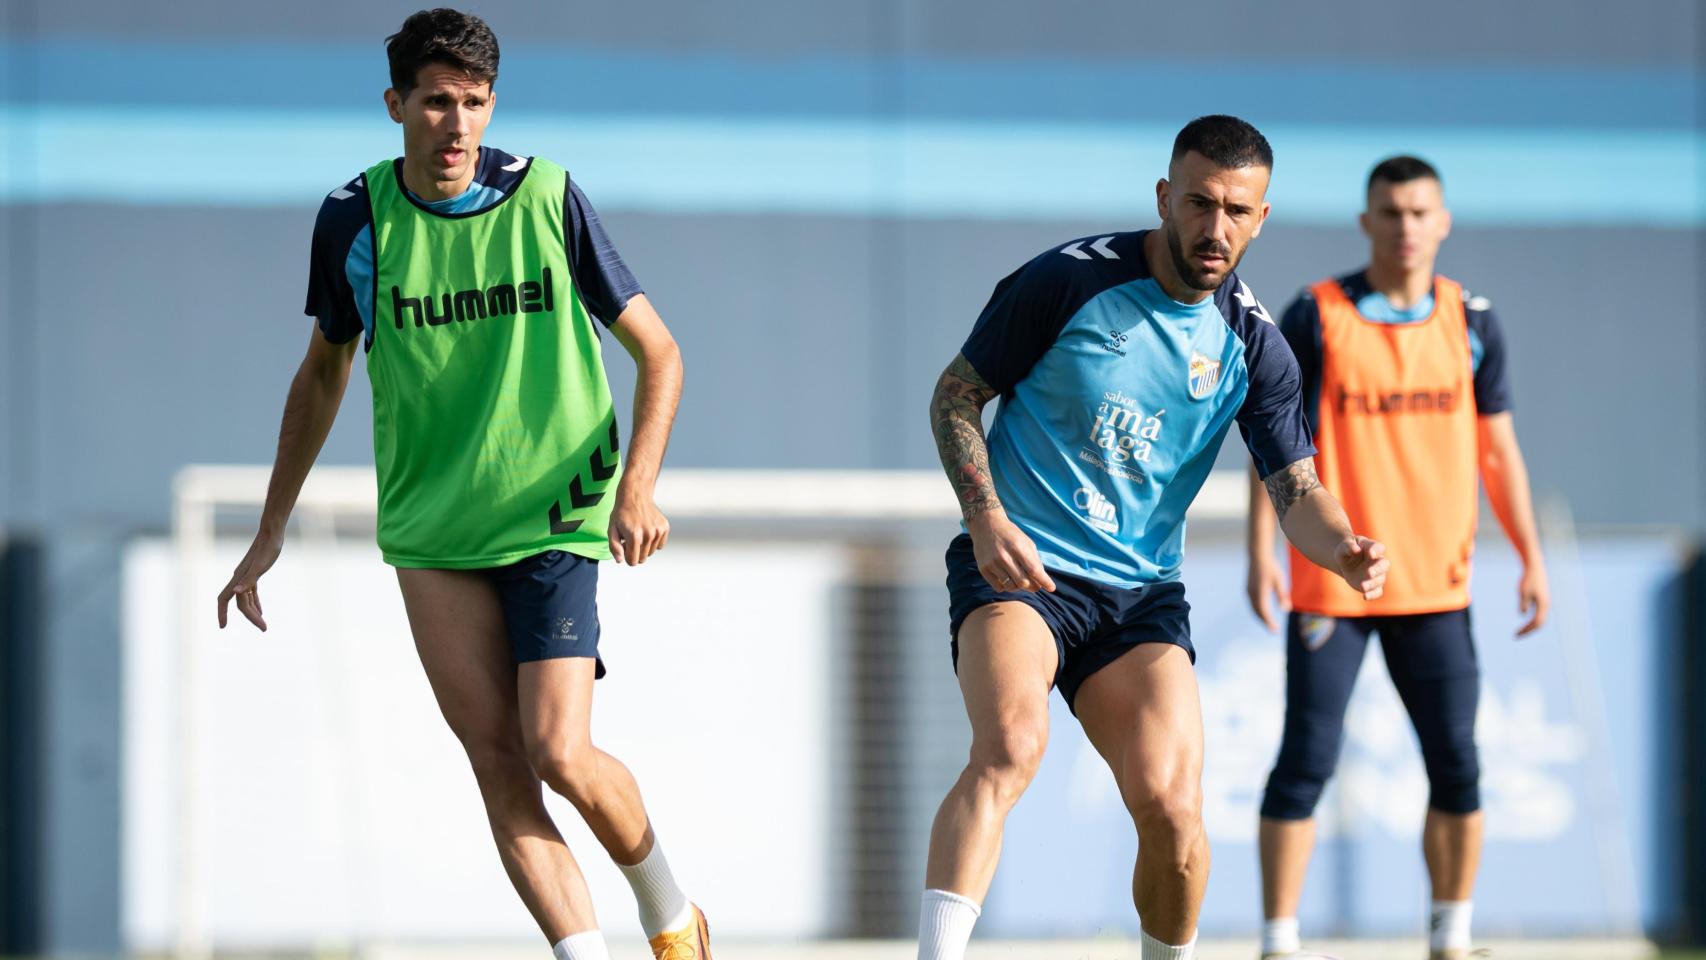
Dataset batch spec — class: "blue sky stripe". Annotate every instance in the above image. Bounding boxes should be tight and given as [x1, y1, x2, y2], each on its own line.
[1, 38, 1696, 131]
[2, 106, 1700, 226]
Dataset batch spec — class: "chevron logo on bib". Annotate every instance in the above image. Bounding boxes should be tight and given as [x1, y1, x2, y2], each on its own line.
[1188, 352, 1222, 399]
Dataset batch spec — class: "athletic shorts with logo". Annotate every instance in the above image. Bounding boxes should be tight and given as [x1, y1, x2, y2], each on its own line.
[944, 533, 1192, 713]
[485, 549, 606, 676]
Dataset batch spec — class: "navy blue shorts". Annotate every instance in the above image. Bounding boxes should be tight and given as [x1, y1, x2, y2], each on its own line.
[944, 533, 1192, 713]
[483, 549, 605, 675]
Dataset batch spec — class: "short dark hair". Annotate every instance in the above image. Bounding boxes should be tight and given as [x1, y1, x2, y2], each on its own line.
[1170, 115, 1273, 171]
[386, 8, 500, 95]
[1367, 155, 1441, 193]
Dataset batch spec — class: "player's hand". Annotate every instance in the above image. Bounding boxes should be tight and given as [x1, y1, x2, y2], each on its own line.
[217, 534, 283, 631]
[967, 510, 1056, 593]
[1247, 554, 1290, 632]
[1516, 562, 1550, 637]
[608, 482, 669, 566]
[1335, 536, 1388, 601]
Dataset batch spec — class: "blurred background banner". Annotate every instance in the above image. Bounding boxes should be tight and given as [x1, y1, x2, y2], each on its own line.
[984, 537, 1687, 940]
[1, 0, 1701, 956]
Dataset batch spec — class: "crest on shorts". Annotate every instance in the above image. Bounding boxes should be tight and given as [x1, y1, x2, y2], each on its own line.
[1299, 615, 1336, 652]
[1188, 352, 1222, 399]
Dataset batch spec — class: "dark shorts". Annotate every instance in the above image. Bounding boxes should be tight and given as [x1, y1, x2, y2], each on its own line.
[944, 533, 1192, 713]
[483, 549, 605, 676]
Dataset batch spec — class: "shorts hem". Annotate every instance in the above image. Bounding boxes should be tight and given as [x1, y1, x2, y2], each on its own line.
[513, 650, 607, 678]
[1058, 633, 1195, 716]
[385, 543, 610, 569]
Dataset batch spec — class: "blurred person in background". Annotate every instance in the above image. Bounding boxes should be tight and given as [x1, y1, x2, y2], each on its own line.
[920, 115, 1389, 960]
[213, 9, 707, 960]
[1247, 155, 1549, 960]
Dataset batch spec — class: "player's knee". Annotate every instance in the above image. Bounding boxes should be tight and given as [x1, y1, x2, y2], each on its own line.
[1415, 712, 1479, 808]
[528, 739, 599, 805]
[968, 721, 1047, 807]
[1260, 731, 1340, 819]
[1122, 770, 1202, 843]
[1423, 742, 1481, 814]
[461, 737, 539, 807]
[1260, 761, 1332, 820]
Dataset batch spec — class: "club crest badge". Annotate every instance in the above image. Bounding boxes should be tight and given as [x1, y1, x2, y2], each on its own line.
[1299, 615, 1337, 652]
[1188, 352, 1222, 399]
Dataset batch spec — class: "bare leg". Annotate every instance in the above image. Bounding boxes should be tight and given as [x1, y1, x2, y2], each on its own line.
[1423, 809, 1483, 901]
[1259, 816, 1315, 920]
[518, 658, 655, 866]
[1075, 644, 1207, 945]
[396, 567, 596, 941]
[922, 602, 1058, 900]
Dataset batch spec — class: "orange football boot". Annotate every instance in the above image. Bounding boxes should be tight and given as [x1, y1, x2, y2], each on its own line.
[647, 904, 711, 960]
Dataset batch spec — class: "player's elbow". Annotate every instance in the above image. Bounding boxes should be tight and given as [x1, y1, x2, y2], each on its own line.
[652, 334, 684, 376]
[301, 338, 356, 392]
[926, 374, 947, 418]
[630, 333, 683, 391]
[1477, 439, 1514, 480]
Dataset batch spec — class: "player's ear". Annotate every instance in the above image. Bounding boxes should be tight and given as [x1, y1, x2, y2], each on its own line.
[1155, 178, 1171, 220]
[384, 88, 405, 124]
[1251, 201, 1272, 239]
[1358, 209, 1371, 238]
[1438, 206, 1452, 242]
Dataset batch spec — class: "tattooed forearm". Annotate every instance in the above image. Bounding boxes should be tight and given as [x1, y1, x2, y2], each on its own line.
[1263, 458, 1323, 522]
[930, 354, 1002, 521]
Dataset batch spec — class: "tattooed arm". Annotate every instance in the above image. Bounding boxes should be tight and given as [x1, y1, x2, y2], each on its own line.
[929, 354, 1055, 593]
[1263, 457, 1389, 600]
[931, 354, 1008, 520]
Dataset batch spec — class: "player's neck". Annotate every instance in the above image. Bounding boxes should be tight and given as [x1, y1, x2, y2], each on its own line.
[401, 154, 479, 203]
[1144, 229, 1214, 305]
[1365, 258, 1435, 310]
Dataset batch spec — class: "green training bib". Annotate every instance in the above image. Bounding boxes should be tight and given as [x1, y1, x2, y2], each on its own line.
[364, 155, 621, 567]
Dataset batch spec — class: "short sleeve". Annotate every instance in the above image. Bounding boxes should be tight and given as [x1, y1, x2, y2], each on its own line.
[304, 176, 372, 345]
[1235, 315, 1316, 479]
[959, 254, 1082, 393]
[1465, 293, 1512, 414]
[1277, 290, 1323, 430]
[565, 179, 644, 327]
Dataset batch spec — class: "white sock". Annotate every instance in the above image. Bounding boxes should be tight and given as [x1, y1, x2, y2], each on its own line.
[551, 930, 611, 960]
[617, 839, 693, 938]
[917, 888, 981, 960]
[1140, 928, 1197, 960]
[1430, 899, 1473, 952]
[1262, 916, 1301, 955]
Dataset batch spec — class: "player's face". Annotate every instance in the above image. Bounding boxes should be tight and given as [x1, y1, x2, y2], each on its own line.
[1361, 177, 1450, 272]
[1156, 151, 1272, 292]
[385, 64, 495, 187]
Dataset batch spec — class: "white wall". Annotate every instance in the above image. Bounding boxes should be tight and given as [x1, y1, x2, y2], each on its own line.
[122, 538, 850, 951]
